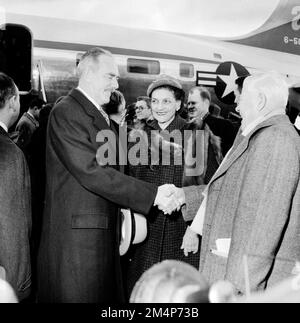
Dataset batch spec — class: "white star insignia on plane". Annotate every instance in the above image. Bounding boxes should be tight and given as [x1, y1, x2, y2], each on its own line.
[218, 64, 239, 98]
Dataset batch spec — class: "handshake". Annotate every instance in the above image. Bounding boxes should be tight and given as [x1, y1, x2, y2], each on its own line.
[153, 184, 185, 215]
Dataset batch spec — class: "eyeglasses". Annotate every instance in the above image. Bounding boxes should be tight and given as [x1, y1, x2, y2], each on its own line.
[135, 105, 148, 111]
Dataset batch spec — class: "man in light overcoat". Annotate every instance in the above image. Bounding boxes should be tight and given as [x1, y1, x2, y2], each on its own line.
[176, 72, 300, 294]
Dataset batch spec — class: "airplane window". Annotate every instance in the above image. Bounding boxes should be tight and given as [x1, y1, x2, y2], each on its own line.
[179, 63, 194, 78]
[127, 58, 160, 75]
[214, 53, 222, 60]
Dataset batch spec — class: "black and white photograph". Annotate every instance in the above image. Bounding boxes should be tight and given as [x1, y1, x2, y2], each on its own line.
[0, 0, 300, 308]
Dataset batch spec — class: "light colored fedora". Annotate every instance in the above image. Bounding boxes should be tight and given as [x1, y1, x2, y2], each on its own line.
[119, 208, 147, 256]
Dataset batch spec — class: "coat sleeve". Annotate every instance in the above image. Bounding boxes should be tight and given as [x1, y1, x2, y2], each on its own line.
[181, 185, 206, 222]
[48, 105, 158, 215]
[226, 127, 300, 292]
[0, 144, 31, 299]
[16, 122, 32, 149]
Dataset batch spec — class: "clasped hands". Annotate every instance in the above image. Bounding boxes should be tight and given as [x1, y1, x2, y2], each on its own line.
[154, 184, 185, 215]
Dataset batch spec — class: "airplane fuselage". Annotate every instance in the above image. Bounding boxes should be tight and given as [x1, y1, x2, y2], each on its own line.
[2, 11, 300, 116]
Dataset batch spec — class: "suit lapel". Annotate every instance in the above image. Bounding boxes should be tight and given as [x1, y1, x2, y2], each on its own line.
[110, 120, 119, 139]
[209, 134, 249, 183]
[69, 89, 110, 132]
[110, 120, 126, 173]
[209, 115, 287, 184]
[69, 89, 124, 171]
[24, 112, 39, 128]
[0, 126, 8, 137]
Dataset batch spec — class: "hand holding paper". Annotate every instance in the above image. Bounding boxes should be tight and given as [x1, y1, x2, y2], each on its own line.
[211, 238, 231, 258]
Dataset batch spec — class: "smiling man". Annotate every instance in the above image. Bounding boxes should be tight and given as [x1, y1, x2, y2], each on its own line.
[37, 48, 177, 303]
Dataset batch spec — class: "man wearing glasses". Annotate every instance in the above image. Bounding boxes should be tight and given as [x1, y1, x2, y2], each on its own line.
[135, 96, 153, 123]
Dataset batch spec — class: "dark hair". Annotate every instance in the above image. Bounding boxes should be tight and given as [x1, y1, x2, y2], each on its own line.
[209, 103, 221, 117]
[0, 72, 17, 110]
[103, 90, 125, 115]
[235, 76, 249, 93]
[125, 103, 136, 125]
[29, 97, 45, 110]
[136, 96, 151, 108]
[189, 86, 211, 103]
[151, 85, 184, 102]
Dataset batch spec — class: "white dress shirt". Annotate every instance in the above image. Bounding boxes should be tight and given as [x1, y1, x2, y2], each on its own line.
[0, 120, 8, 133]
[76, 87, 110, 126]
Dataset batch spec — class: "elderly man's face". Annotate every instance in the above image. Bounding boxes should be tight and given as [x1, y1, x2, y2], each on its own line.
[236, 85, 260, 130]
[92, 55, 119, 105]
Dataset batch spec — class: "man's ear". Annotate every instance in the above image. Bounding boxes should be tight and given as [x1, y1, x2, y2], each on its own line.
[175, 100, 181, 111]
[257, 92, 266, 111]
[204, 98, 210, 111]
[8, 95, 17, 112]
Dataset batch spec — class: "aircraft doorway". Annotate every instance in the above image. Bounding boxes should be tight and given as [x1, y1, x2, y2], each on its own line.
[0, 23, 32, 93]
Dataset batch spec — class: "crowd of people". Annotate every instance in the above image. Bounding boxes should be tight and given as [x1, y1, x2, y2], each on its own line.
[0, 46, 300, 303]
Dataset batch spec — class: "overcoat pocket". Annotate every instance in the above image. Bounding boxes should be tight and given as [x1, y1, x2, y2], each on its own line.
[71, 213, 108, 229]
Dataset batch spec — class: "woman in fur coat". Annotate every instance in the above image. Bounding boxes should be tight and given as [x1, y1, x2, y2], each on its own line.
[124, 75, 222, 297]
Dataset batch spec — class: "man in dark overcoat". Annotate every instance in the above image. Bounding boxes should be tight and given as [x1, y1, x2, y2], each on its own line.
[15, 97, 45, 150]
[187, 86, 237, 155]
[37, 48, 176, 303]
[0, 73, 32, 301]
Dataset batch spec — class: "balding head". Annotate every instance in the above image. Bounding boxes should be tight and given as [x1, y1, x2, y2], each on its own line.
[77, 47, 119, 106]
[77, 47, 113, 79]
[236, 71, 288, 130]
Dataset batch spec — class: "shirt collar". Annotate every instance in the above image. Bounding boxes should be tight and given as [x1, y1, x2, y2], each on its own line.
[0, 120, 8, 133]
[242, 110, 284, 136]
[76, 87, 110, 125]
[158, 116, 175, 130]
[27, 111, 35, 119]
